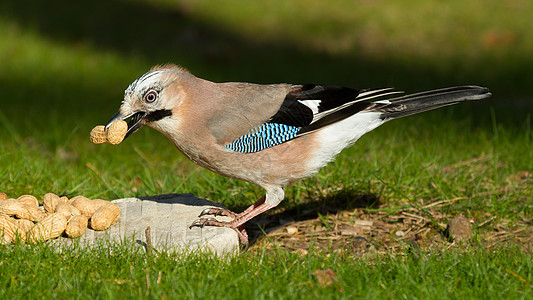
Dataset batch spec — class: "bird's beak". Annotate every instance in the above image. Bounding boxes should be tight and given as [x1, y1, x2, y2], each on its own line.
[105, 111, 147, 139]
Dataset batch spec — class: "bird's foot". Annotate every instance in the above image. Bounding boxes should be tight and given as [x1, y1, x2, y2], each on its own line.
[198, 207, 237, 219]
[189, 218, 249, 248]
[189, 198, 273, 249]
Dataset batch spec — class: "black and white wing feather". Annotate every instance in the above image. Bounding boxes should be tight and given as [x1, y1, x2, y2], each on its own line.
[271, 84, 401, 135]
[224, 84, 491, 153]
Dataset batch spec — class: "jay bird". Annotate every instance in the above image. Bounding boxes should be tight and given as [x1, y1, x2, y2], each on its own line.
[106, 64, 491, 245]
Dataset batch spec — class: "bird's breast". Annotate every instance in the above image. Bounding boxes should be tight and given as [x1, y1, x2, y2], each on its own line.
[168, 129, 321, 187]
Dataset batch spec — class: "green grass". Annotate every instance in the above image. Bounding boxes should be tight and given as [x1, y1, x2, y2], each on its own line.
[0, 242, 531, 299]
[0, 0, 532, 298]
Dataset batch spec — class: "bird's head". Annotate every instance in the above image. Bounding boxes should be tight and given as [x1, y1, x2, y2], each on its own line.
[106, 64, 187, 139]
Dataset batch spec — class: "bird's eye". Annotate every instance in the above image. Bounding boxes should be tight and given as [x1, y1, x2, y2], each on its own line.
[144, 90, 158, 103]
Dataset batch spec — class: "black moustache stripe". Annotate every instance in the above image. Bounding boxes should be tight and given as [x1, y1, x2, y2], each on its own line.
[144, 109, 172, 123]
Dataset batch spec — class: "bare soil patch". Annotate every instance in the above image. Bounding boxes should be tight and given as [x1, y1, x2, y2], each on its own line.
[248, 170, 532, 255]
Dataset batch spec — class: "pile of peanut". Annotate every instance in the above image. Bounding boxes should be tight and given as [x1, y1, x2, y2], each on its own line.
[90, 120, 128, 145]
[0, 192, 120, 244]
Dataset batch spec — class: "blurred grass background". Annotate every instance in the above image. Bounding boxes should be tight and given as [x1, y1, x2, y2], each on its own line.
[0, 0, 531, 201]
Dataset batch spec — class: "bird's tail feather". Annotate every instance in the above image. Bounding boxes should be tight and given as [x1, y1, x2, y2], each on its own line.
[378, 85, 491, 120]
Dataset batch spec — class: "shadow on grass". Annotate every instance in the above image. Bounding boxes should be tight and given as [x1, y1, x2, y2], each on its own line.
[244, 188, 381, 245]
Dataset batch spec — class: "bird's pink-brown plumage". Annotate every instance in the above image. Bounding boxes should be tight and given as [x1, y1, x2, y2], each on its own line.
[146, 68, 319, 188]
[106, 64, 491, 245]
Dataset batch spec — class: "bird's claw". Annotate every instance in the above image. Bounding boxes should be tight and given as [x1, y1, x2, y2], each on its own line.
[189, 217, 249, 248]
[198, 207, 237, 218]
[189, 218, 216, 229]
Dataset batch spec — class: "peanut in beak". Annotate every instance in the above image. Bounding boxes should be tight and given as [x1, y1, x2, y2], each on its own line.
[90, 120, 128, 145]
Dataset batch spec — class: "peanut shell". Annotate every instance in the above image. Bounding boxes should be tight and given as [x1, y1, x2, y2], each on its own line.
[27, 213, 67, 243]
[65, 215, 89, 238]
[43, 192, 61, 214]
[0, 193, 7, 201]
[17, 194, 39, 207]
[22, 204, 46, 222]
[15, 218, 35, 232]
[69, 195, 89, 206]
[14, 219, 34, 243]
[106, 120, 128, 145]
[69, 195, 90, 202]
[0, 199, 26, 217]
[54, 201, 81, 221]
[90, 125, 108, 144]
[0, 199, 43, 220]
[90, 203, 120, 231]
[71, 198, 110, 218]
[0, 214, 17, 244]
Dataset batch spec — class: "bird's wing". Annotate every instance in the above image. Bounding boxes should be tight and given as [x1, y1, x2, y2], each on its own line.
[224, 84, 401, 153]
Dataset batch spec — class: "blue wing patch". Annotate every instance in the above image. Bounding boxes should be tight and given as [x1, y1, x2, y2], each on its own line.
[224, 123, 301, 153]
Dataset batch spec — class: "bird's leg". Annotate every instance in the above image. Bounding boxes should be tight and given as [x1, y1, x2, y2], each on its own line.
[192, 198, 271, 228]
[190, 200, 273, 246]
[190, 187, 284, 246]
[198, 195, 266, 219]
[190, 196, 274, 246]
